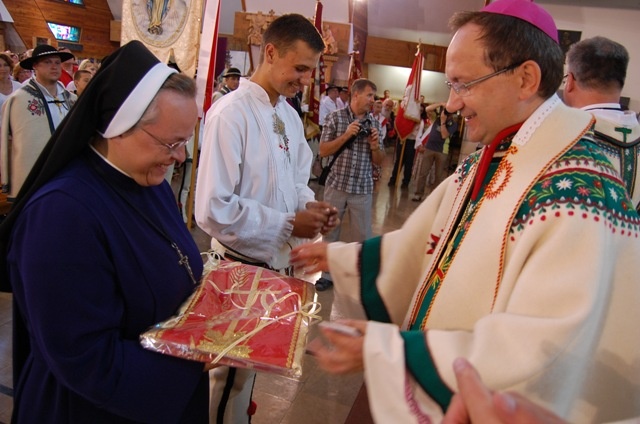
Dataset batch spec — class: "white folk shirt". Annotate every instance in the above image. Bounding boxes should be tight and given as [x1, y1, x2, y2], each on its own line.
[319, 95, 338, 125]
[33, 79, 70, 129]
[195, 79, 315, 269]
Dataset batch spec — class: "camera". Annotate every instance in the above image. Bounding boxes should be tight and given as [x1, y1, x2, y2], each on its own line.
[357, 117, 372, 138]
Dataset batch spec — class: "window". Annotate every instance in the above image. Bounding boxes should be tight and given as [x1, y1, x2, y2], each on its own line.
[47, 22, 82, 43]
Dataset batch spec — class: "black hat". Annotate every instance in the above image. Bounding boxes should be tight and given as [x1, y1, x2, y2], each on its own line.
[325, 84, 339, 94]
[222, 67, 241, 78]
[19, 45, 75, 70]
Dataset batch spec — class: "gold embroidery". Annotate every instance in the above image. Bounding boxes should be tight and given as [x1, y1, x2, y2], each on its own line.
[199, 330, 253, 359]
[273, 110, 291, 163]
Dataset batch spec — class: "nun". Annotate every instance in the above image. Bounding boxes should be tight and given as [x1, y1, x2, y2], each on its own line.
[0, 41, 209, 423]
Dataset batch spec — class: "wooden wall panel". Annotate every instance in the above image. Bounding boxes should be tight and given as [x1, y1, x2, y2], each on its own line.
[3, 0, 119, 59]
[365, 36, 447, 73]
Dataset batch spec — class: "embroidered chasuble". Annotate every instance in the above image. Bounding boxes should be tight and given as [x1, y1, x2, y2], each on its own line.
[410, 134, 515, 331]
[326, 96, 640, 424]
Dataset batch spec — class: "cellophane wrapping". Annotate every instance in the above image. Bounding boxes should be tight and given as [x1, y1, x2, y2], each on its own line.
[140, 257, 320, 377]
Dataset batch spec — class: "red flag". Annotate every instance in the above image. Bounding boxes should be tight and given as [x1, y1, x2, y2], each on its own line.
[196, 0, 221, 117]
[395, 48, 424, 141]
[308, 1, 326, 126]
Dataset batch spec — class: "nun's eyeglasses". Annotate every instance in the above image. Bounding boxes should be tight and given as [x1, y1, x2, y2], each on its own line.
[445, 61, 524, 97]
[139, 127, 190, 152]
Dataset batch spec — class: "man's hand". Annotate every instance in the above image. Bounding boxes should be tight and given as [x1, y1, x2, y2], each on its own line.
[442, 358, 568, 424]
[291, 202, 339, 239]
[290, 241, 329, 273]
[368, 128, 381, 151]
[306, 320, 367, 374]
[306, 201, 339, 234]
[345, 121, 361, 140]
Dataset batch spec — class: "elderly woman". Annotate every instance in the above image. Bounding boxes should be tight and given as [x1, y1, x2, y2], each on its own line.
[0, 41, 210, 423]
[0, 53, 22, 109]
[11, 64, 32, 84]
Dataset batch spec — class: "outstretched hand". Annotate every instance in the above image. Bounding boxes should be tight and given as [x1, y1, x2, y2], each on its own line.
[443, 358, 568, 424]
[290, 241, 329, 274]
[306, 320, 368, 374]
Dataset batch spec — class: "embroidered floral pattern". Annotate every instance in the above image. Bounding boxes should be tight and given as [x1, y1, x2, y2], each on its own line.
[457, 150, 481, 181]
[512, 140, 640, 235]
[426, 234, 440, 255]
[27, 98, 44, 116]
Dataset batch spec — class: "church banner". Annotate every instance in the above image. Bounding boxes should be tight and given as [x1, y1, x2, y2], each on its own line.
[121, 0, 206, 79]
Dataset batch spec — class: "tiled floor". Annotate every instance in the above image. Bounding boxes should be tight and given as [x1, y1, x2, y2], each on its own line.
[0, 151, 427, 423]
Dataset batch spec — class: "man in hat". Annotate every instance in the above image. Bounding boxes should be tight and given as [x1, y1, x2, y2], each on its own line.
[336, 85, 349, 110]
[291, 0, 640, 422]
[211, 67, 241, 104]
[195, 14, 337, 423]
[1, 44, 76, 200]
[563, 36, 640, 210]
[319, 83, 340, 126]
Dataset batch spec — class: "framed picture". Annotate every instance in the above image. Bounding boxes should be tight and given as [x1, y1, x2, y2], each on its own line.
[47, 22, 82, 43]
[558, 30, 582, 55]
[32, 36, 51, 47]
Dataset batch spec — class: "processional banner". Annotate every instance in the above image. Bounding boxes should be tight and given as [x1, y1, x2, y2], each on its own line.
[121, 0, 207, 79]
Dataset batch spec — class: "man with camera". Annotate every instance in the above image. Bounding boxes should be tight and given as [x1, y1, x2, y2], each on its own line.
[412, 102, 459, 201]
[314, 78, 384, 291]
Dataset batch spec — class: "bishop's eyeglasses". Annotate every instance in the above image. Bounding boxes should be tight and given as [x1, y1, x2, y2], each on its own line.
[445, 61, 525, 97]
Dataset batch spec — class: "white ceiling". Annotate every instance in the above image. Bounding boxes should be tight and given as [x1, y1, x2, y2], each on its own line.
[107, 0, 640, 42]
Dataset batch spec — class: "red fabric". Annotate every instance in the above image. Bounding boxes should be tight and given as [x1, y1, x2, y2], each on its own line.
[202, 1, 221, 114]
[59, 69, 73, 87]
[470, 122, 523, 201]
[140, 261, 314, 377]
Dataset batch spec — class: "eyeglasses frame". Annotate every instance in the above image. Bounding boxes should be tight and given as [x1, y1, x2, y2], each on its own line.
[139, 126, 190, 153]
[445, 61, 526, 97]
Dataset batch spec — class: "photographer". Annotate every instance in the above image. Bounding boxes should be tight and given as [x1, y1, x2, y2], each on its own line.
[412, 102, 459, 201]
[315, 78, 384, 291]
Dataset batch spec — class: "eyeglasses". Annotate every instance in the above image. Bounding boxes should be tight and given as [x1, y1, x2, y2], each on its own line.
[139, 127, 190, 153]
[445, 61, 524, 97]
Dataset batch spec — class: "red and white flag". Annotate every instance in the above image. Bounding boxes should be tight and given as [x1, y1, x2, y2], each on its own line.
[195, 0, 221, 117]
[395, 48, 424, 141]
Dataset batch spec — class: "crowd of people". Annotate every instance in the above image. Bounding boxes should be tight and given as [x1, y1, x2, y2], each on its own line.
[0, 46, 99, 204]
[0, 0, 639, 423]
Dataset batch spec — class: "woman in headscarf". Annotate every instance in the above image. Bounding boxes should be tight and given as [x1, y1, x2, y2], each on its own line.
[0, 41, 209, 423]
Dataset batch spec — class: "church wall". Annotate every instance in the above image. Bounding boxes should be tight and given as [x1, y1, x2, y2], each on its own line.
[3, 0, 119, 60]
[540, 3, 640, 112]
